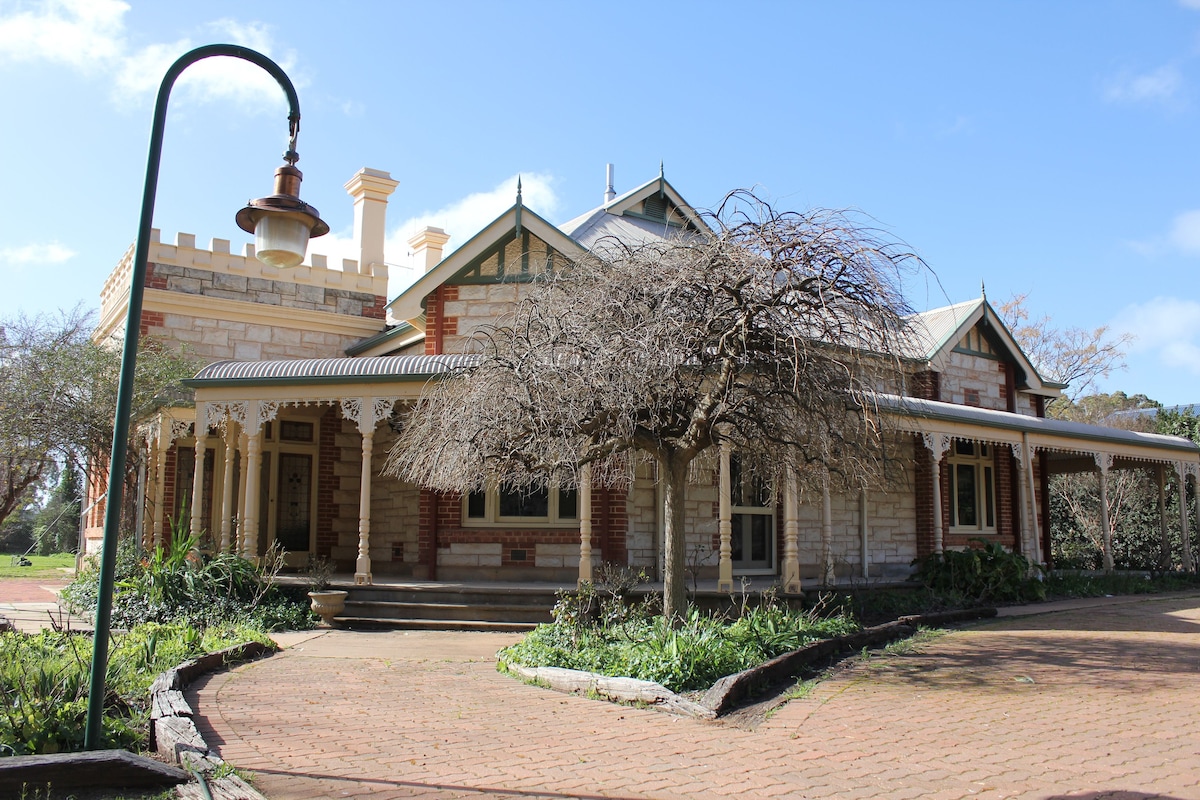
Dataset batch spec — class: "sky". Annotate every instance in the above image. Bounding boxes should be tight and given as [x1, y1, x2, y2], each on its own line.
[2, 0, 1200, 405]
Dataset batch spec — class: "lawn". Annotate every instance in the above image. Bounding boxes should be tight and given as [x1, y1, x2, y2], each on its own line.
[0, 552, 76, 580]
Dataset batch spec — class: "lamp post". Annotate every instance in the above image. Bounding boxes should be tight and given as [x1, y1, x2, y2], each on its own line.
[85, 44, 327, 749]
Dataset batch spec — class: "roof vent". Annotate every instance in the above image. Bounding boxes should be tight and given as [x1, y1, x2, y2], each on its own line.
[643, 194, 667, 220]
[604, 163, 616, 204]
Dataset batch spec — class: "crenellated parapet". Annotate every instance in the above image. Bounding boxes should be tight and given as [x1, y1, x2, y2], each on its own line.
[98, 228, 389, 342]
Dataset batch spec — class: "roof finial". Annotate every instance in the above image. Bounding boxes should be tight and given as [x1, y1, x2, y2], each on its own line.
[981, 280, 986, 300]
[658, 160, 665, 198]
[514, 175, 523, 237]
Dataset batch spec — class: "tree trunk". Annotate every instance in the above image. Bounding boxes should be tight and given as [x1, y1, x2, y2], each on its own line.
[661, 457, 689, 622]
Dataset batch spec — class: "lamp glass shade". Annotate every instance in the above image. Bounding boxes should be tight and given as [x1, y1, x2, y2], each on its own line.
[254, 215, 310, 268]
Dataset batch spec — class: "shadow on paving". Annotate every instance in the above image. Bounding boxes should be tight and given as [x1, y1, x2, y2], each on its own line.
[992, 595, 1200, 635]
[859, 601, 1200, 694]
[237, 767, 645, 799]
[1042, 793, 1191, 800]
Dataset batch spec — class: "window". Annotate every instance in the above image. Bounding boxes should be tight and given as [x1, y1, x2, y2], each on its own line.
[463, 485, 579, 526]
[949, 440, 995, 532]
[279, 420, 314, 443]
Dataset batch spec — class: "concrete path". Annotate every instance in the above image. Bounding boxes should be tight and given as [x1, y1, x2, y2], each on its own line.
[0, 577, 80, 632]
[189, 593, 1200, 800]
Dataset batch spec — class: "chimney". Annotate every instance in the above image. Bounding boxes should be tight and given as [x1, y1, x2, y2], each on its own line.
[344, 168, 399, 275]
[604, 163, 616, 203]
[409, 226, 451, 272]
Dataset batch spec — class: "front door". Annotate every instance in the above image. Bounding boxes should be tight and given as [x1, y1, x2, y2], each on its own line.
[729, 455, 776, 573]
[275, 452, 313, 555]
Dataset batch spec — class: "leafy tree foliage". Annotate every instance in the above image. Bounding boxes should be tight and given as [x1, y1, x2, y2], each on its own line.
[33, 461, 81, 555]
[388, 194, 923, 619]
[0, 307, 196, 530]
[997, 292, 1132, 405]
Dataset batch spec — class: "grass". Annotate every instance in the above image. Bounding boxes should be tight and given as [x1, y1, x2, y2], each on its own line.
[0, 552, 75, 580]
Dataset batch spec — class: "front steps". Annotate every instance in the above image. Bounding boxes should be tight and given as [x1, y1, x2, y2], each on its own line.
[335, 581, 568, 631]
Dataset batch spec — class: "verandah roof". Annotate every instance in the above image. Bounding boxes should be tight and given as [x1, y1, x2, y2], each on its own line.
[186, 354, 480, 387]
[880, 394, 1200, 468]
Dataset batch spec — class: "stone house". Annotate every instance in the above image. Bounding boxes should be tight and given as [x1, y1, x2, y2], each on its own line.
[84, 167, 1200, 588]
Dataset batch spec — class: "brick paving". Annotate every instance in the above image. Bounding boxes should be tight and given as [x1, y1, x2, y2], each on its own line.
[189, 596, 1200, 800]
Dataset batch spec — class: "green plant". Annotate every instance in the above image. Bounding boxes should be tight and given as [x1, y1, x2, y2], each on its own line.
[0, 621, 267, 756]
[60, 521, 313, 633]
[505, 589, 858, 692]
[911, 538, 1046, 604]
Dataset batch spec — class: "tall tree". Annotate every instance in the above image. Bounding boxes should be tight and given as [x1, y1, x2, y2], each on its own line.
[386, 195, 922, 619]
[0, 308, 196, 530]
[997, 292, 1132, 407]
[34, 461, 82, 555]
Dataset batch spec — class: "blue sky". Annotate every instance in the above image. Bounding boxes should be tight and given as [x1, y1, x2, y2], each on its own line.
[2, 0, 1200, 404]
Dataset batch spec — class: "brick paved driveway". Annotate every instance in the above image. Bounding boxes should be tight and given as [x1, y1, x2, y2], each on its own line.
[190, 595, 1200, 800]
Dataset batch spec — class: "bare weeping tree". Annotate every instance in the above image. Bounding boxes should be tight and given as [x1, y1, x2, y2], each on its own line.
[386, 193, 923, 619]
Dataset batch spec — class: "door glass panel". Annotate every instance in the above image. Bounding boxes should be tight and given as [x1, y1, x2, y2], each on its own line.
[731, 513, 773, 569]
[955, 464, 977, 526]
[276, 453, 312, 553]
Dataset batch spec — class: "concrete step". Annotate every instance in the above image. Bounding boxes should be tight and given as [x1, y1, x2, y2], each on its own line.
[333, 616, 538, 632]
[344, 598, 552, 624]
[346, 587, 562, 608]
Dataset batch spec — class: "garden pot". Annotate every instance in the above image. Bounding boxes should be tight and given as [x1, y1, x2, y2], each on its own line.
[307, 589, 348, 626]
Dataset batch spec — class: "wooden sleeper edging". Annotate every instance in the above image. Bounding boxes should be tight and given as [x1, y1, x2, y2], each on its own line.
[149, 640, 277, 800]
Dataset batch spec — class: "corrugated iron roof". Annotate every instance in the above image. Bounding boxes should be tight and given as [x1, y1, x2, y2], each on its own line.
[190, 354, 479, 384]
[879, 393, 1200, 454]
[561, 210, 685, 251]
[902, 299, 982, 362]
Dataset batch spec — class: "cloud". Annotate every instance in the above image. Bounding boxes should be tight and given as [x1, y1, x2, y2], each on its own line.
[0, 0, 127, 70]
[0, 1, 294, 111]
[1168, 209, 1200, 254]
[1112, 296, 1200, 375]
[1123, 207, 1200, 256]
[1104, 64, 1183, 106]
[0, 241, 77, 267]
[307, 173, 562, 297]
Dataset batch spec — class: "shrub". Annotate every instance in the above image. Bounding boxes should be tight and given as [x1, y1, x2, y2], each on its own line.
[911, 538, 1046, 604]
[1044, 570, 1200, 598]
[502, 588, 857, 692]
[61, 525, 313, 632]
[0, 622, 268, 755]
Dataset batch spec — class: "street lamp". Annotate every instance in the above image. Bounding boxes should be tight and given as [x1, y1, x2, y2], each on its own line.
[85, 44, 327, 749]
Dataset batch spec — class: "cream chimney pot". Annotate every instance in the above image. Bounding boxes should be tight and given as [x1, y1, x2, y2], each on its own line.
[344, 168, 399, 275]
[408, 226, 451, 273]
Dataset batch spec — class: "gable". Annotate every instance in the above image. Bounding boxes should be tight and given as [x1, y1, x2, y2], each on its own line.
[953, 321, 1003, 361]
[913, 298, 1062, 398]
[387, 202, 587, 326]
[560, 173, 710, 250]
[451, 229, 562, 285]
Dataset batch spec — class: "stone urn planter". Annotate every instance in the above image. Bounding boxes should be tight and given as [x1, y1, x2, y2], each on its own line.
[307, 590, 348, 626]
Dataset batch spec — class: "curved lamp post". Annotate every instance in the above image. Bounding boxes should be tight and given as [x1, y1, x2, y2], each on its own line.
[85, 44, 327, 749]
